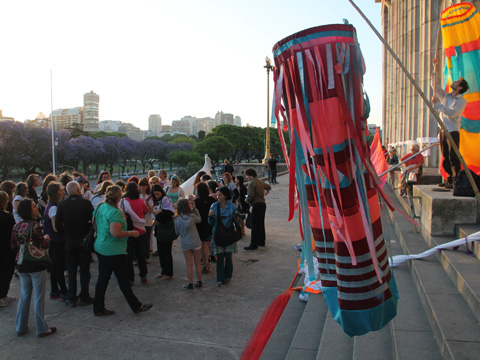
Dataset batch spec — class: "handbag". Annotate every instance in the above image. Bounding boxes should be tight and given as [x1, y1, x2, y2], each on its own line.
[214, 204, 241, 247]
[121, 199, 134, 231]
[18, 223, 51, 267]
[245, 210, 252, 229]
[407, 172, 417, 183]
[83, 204, 102, 252]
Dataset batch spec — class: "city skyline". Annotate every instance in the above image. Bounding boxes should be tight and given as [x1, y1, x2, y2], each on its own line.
[0, 0, 383, 131]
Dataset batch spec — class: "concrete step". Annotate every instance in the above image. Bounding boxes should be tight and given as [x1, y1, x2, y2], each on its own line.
[386, 214, 441, 360]
[285, 293, 327, 360]
[259, 289, 306, 360]
[316, 310, 354, 360]
[457, 224, 480, 260]
[385, 186, 480, 359]
[429, 235, 480, 324]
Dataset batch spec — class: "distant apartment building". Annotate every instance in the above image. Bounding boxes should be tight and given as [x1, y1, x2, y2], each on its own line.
[51, 107, 84, 130]
[215, 111, 234, 126]
[148, 114, 162, 136]
[99, 120, 144, 141]
[99, 120, 122, 132]
[196, 117, 215, 134]
[0, 110, 14, 122]
[171, 116, 196, 135]
[119, 123, 144, 141]
[24, 112, 50, 128]
[83, 91, 99, 132]
[234, 116, 241, 127]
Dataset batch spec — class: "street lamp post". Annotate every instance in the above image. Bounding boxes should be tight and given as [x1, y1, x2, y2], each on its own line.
[263, 56, 273, 164]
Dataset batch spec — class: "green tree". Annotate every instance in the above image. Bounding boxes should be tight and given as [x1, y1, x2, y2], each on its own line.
[168, 150, 203, 167]
[198, 130, 206, 141]
[171, 137, 196, 145]
[66, 123, 89, 138]
[90, 131, 127, 139]
[193, 136, 234, 163]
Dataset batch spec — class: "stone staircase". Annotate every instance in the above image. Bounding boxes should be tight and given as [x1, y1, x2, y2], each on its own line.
[259, 183, 480, 359]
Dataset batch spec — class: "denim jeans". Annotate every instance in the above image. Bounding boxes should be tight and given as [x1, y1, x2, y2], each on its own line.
[94, 253, 141, 313]
[216, 252, 233, 283]
[16, 270, 48, 335]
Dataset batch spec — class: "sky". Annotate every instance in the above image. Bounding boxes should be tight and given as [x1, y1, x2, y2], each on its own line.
[0, 0, 383, 130]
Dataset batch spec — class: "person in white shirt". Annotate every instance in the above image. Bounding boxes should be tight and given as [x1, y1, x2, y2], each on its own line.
[432, 57, 469, 189]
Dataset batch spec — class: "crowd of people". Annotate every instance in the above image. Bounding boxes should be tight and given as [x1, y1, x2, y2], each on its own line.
[0, 165, 272, 337]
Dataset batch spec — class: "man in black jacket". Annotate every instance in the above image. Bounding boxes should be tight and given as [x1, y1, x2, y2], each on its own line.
[56, 181, 94, 307]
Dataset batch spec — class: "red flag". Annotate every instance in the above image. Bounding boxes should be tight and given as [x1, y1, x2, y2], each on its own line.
[370, 128, 389, 187]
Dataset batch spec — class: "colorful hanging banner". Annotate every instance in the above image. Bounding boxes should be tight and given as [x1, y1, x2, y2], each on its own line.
[441, 2, 480, 175]
[272, 23, 398, 337]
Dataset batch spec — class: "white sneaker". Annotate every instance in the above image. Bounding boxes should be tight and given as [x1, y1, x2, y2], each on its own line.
[3, 296, 16, 303]
[0, 298, 8, 307]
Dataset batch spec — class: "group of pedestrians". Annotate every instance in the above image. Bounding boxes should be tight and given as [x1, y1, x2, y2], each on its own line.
[0, 165, 272, 337]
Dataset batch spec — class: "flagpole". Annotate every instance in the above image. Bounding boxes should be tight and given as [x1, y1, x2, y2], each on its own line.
[50, 69, 56, 176]
[378, 143, 439, 178]
[348, 0, 480, 203]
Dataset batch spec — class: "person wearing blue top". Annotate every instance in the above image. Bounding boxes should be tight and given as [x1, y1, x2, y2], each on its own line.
[208, 186, 241, 287]
[93, 185, 152, 316]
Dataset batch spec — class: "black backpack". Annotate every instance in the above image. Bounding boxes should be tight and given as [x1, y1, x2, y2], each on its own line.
[453, 169, 480, 197]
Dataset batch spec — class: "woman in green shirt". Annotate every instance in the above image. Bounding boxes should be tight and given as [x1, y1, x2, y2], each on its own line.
[93, 185, 153, 316]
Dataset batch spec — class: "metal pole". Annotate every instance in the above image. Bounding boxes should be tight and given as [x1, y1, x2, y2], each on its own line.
[50, 69, 56, 176]
[263, 57, 273, 164]
[348, 0, 480, 203]
[378, 143, 439, 178]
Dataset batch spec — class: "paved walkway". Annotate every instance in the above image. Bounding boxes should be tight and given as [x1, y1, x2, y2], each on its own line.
[0, 174, 300, 360]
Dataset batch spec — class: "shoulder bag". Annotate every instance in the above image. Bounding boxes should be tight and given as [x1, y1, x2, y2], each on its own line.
[83, 204, 102, 252]
[214, 204, 241, 247]
[18, 222, 51, 267]
[121, 199, 134, 231]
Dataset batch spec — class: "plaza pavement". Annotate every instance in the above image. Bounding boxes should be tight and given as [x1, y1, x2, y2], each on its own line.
[0, 173, 301, 360]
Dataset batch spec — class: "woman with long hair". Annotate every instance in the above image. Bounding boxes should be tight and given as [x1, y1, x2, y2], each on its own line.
[234, 175, 249, 235]
[0, 180, 16, 213]
[26, 174, 40, 205]
[91, 180, 114, 209]
[93, 185, 152, 315]
[0, 191, 16, 307]
[150, 184, 175, 280]
[222, 172, 236, 198]
[38, 174, 58, 213]
[193, 171, 206, 196]
[174, 199, 202, 290]
[43, 182, 67, 300]
[94, 171, 111, 192]
[158, 169, 169, 189]
[11, 199, 56, 337]
[139, 177, 153, 262]
[13, 182, 28, 223]
[208, 186, 241, 287]
[194, 182, 215, 273]
[165, 175, 185, 210]
[121, 182, 148, 285]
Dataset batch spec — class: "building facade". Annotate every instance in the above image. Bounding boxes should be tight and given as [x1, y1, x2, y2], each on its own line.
[378, 0, 480, 166]
[148, 114, 162, 136]
[51, 107, 83, 130]
[83, 91, 99, 132]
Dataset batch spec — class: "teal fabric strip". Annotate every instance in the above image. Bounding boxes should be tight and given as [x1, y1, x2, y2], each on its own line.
[294, 131, 315, 281]
[322, 276, 399, 337]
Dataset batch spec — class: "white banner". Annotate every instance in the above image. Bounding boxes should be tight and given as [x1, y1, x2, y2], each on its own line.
[389, 231, 480, 267]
